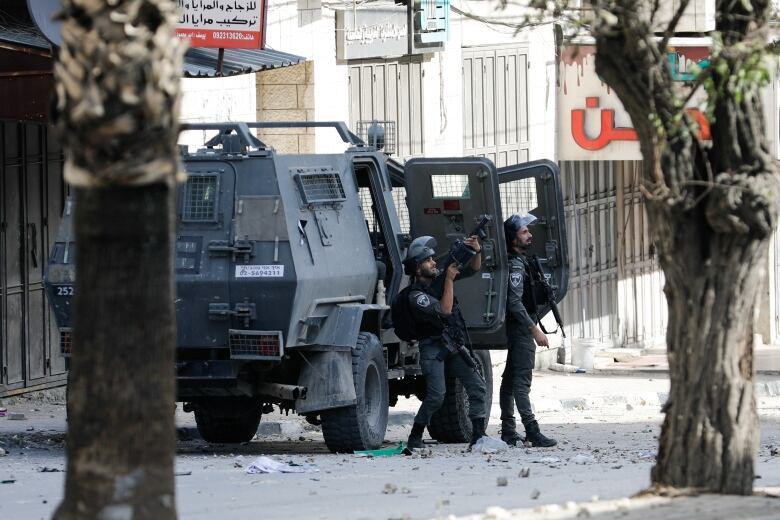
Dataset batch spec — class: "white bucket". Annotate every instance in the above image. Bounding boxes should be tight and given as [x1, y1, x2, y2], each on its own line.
[571, 339, 607, 370]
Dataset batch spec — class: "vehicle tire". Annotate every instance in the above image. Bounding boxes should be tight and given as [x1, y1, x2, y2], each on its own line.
[427, 349, 493, 443]
[194, 398, 261, 444]
[321, 332, 389, 453]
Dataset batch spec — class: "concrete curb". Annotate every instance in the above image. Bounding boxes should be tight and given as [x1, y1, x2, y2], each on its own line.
[530, 383, 780, 414]
[453, 489, 780, 520]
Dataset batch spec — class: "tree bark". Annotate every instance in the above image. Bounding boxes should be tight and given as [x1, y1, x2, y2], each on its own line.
[56, 186, 177, 519]
[53, 0, 183, 517]
[587, 0, 779, 493]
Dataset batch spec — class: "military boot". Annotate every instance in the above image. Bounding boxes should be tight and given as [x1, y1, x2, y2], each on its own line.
[500, 430, 525, 446]
[524, 420, 557, 447]
[468, 418, 487, 448]
[407, 422, 426, 449]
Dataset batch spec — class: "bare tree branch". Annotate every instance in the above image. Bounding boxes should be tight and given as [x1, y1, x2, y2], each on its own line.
[660, 0, 692, 51]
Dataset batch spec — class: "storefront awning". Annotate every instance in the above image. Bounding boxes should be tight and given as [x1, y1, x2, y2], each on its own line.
[0, 5, 305, 78]
[183, 47, 305, 78]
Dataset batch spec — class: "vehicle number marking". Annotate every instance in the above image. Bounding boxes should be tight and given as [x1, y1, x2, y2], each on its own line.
[481, 273, 492, 279]
[235, 265, 285, 278]
[57, 286, 74, 296]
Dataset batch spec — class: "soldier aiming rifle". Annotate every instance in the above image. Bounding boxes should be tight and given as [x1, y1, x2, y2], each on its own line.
[391, 217, 492, 449]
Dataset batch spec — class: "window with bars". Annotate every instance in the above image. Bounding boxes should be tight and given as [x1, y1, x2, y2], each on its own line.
[295, 171, 347, 205]
[182, 173, 219, 222]
[499, 178, 538, 217]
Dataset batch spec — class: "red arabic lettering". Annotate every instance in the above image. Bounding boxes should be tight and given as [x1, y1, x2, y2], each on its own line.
[571, 97, 711, 150]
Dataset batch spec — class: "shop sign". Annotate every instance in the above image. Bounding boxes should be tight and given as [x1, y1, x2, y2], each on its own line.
[558, 44, 711, 160]
[176, 0, 266, 49]
[336, 7, 408, 60]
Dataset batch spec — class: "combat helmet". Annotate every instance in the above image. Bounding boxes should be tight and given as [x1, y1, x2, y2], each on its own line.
[403, 236, 437, 275]
[504, 213, 537, 247]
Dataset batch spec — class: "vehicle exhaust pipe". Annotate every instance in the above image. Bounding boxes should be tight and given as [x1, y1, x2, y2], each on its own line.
[257, 383, 307, 401]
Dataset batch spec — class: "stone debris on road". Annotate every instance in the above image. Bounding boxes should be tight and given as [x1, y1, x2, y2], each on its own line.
[1, 372, 780, 520]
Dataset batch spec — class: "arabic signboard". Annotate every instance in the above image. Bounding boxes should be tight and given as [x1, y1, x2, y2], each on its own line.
[176, 0, 265, 49]
[335, 7, 408, 60]
[558, 44, 711, 161]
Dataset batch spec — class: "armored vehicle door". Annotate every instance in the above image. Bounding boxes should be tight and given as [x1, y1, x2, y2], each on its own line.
[404, 157, 507, 332]
[497, 159, 569, 316]
[176, 162, 235, 349]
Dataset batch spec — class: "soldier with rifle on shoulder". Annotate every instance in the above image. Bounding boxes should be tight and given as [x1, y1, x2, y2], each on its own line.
[499, 213, 559, 448]
[392, 231, 488, 450]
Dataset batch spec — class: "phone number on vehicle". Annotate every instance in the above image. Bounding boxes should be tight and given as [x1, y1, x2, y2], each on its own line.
[235, 265, 285, 278]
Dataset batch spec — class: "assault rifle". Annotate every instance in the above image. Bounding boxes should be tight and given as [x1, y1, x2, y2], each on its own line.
[435, 215, 492, 374]
[446, 215, 491, 268]
[529, 254, 566, 338]
[438, 328, 477, 368]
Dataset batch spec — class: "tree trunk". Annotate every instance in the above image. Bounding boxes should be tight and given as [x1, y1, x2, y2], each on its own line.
[55, 185, 177, 519]
[586, 0, 779, 494]
[650, 203, 764, 493]
[53, 0, 183, 517]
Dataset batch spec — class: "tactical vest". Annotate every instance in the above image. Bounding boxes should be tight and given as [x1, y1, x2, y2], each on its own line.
[521, 257, 538, 317]
[391, 283, 445, 341]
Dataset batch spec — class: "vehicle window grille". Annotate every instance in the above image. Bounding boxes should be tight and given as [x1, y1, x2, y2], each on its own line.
[295, 172, 347, 204]
[499, 178, 538, 217]
[229, 330, 284, 360]
[182, 174, 219, 222]
[60, 328, 72, 355]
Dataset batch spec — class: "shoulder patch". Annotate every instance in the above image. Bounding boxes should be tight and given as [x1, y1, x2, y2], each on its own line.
[416, 293, 431, 307]
[510, 271, 522, 288]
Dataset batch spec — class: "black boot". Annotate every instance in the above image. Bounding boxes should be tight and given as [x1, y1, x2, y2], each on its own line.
[500, 430, 525, 446]
[407, 422, 426, 449]
[524, 420, 557, 447]
[468, 418, 487, 448]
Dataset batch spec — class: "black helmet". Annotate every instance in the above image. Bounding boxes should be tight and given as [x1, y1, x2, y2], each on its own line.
[403, 236, 437, 275]
[504, 213, 537, 246]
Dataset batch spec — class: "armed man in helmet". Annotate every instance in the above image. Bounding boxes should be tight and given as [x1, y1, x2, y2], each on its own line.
[398, 234, 488, 450]
[500, 214, 557, 447]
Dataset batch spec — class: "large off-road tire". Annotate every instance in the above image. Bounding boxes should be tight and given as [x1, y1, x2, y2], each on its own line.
[321, 332, 389, 453]
[427, 349, 493, 443]
[194, 398, 262, 444]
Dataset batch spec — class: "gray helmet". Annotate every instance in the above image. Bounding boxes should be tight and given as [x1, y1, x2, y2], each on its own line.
[504, 213, 537, 246]
[404, 236, 437, 275]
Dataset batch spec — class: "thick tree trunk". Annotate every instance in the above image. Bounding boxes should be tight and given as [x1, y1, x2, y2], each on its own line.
[55, 185, 177, 519]
[587, 0, 778, 494]
[52, 0, 183, 517]
[650, 205, 764, 493]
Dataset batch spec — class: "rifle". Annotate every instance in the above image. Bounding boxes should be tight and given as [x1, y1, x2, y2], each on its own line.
[529, 254, 566, 338]
[446, 215, 491, 268]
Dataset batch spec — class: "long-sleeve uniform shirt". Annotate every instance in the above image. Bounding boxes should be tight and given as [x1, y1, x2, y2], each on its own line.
[506, 254, 535, 329]
[407, 265, 477, 346]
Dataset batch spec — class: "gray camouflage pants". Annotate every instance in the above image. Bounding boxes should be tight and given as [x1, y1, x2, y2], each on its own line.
[414, 340, 487, 425]
[499, 320, 536, 434]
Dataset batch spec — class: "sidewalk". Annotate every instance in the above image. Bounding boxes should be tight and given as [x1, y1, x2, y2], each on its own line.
[589, 345, 780, 376]
[455, 489, 780, 520]
[488, 351, 780, 416]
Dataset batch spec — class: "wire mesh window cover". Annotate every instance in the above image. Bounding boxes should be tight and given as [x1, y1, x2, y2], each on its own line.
[229, 330, 283, 359]
[499, 178, 538, 217]
[355, 120, 397, 155]
[431, 174, 471, 199]
[295, 171, 347, 204]
[182, 174, 219, 222]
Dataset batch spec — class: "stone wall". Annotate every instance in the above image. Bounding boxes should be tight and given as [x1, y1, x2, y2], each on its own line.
[256, 61, 314, 153]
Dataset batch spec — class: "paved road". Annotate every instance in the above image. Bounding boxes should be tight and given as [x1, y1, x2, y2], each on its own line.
[1, 372, 779, 520]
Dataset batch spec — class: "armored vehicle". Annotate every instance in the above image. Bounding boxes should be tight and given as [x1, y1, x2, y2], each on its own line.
[44, 121, 568, 452]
